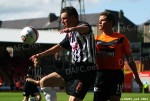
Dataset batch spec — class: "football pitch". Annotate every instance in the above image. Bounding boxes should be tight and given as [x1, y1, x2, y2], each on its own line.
[0, 92, 150, 101]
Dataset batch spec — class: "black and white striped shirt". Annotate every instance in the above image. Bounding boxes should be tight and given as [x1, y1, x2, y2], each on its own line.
[27, 66, 44, 80]
[60, 22, 96, 64]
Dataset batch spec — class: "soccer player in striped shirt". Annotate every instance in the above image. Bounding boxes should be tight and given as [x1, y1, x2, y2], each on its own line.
[30, 6, 96, 101]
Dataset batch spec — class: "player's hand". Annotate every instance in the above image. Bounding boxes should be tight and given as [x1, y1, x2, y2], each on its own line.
[134, 77, 143, 89]
[60, 27, 73, 34]
[26, 78, 33, 82]
[26, 78, 40, 85]
[30, 53, 41, 61]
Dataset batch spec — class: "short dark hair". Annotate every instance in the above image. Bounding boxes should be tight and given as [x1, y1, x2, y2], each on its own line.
[100, 10, 116, 27]
[61, 6, 79, 19]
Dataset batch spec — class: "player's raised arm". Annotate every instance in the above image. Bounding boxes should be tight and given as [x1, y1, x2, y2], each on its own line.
[60, 23, 90, 34]
[30, 44, 63, 61]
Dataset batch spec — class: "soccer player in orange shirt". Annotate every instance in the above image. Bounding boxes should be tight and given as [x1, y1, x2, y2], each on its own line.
[94, 11, 143, 101]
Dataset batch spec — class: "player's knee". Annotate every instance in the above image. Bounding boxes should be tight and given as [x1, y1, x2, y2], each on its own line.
[37, 96, 42, 101]
[39, 78, 45, 87]
[40, 76, 51, 87]
[69, 96, 82, 101]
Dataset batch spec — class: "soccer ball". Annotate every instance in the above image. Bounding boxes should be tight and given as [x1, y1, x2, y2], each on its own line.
[20, 26, 39, 44]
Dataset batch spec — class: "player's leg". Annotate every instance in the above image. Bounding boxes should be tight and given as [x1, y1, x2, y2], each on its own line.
[110, 96, 120, 101]
[41, 87, 57, 101]
[109, 82, 123, 101]
[93, 70, 110, 101]
[66, 80, 83, 101]
[40, 72, 65, 87]
[49, 88, 57, 101]
[22, 81, 31, 101]
[109, 70, 124, 101]
[94, 70, 124, 101]
[68, 76, 95, 101]
[69, 64, 96, 101]
[22, 96, 29, 101]
[68, 95, 82, 101]
[34, 92, 42, 101]
[67, 70, 96, 101]
[29, 83, 41, 101]
[40, 72, 64, 101]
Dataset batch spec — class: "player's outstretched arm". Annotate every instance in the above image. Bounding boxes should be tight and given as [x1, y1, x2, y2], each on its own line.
[26, 78, 40, 85]
[30, 44, 62, 61]
[60, 24, 90, 34]
[126, 54, 143, 88]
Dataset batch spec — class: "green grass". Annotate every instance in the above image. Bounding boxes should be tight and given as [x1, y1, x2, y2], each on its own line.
[121, 93, 150, 101]
[0, 92, 91, 101]
[0, 92, 150, 101]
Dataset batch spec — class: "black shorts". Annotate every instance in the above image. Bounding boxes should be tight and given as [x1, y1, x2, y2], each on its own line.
[57, 63, 96, 100]
[23, 81, 40, 97]
[94, 69, 124, 101]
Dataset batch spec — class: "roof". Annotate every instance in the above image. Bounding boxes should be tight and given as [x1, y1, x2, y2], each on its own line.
[0, 10, 137, 29]
[0, 28, 66, 44]
[106, 9, 136, 26]
[84, 13, 100, 26]
[0, 18, 50, 30]
[144, 20, 150, 25]
[44, 19, 60, 29]
[45, 13, 101, 29]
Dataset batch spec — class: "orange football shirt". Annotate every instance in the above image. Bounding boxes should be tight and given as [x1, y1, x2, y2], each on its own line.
[95, 32, 132, 70]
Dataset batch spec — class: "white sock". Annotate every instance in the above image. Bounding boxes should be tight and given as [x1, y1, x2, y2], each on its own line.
[41, 87, 57, 101]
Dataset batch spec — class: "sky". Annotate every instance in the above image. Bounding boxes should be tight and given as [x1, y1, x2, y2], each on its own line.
[0, 0, 150, 25]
